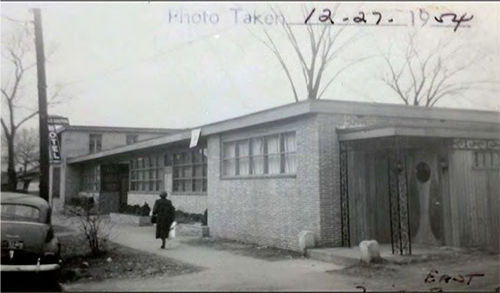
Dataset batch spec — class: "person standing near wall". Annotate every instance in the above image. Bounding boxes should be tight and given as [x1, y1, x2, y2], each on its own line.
[152, 191, 176, 249]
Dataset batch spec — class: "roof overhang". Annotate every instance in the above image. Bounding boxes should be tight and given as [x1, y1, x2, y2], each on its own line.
[338, 125, 500, 141]
[66, 100, 500, 165]
[67, 102, 312, 165]
[67, 131, 192, 164]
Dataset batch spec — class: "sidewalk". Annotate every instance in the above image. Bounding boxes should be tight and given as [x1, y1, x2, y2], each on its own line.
[62, 223, 353, 291]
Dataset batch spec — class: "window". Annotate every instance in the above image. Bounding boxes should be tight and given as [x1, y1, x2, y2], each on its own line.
[1, 204, 41, 223]
[130, 155, 163, 192]
[126, 134, 139, 145]
[222, 132, 296, 177]
[474, 151, 500, 169]
[89, 134, 102, 154]
[170, 148, 207, 193]
[82, 165, 100, 192]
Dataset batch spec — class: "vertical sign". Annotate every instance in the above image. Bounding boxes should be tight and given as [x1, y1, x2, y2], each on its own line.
[190, 128, 201, 148]
[48, 126, 61, 162]
[47, 115, 68, 164]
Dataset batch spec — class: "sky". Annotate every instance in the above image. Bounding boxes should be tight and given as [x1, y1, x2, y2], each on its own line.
[1, 1, 499, 131]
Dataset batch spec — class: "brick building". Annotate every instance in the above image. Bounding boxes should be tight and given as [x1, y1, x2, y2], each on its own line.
[58, 100, 500, 253]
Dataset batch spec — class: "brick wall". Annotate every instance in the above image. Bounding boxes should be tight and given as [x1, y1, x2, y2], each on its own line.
[207, 112, 498, 251]
[208, 116, 323, 251]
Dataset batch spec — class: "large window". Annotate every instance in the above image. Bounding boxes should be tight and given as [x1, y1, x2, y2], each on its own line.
[130, 155, 163, 192]
[169, 148, 207, 193]
[89, 134, 102, 154]
[82, 165, 100, 192]
[222, 132, 296, 177]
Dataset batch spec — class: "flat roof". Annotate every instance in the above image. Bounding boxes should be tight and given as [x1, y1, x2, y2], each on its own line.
[56, 125, 185, 134]
[68, 100, 500, 164]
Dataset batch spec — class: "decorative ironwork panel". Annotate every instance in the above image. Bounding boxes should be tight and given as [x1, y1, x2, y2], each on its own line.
[388, 151, 401, 254]
[340, 149, 350, 247]
[388, 147, 412, 255]
[396, 150, 411, 255]
[451, 139, 500, 150]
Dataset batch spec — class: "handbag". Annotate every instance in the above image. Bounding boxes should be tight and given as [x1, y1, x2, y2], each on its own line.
[168, 221, 177, 238]
[151, 214, 157, 224]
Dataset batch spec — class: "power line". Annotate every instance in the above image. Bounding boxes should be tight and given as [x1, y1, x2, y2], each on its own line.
[1, 14, 33, 24]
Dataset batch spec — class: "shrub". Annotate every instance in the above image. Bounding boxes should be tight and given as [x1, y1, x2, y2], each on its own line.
[64, 202, 111, 257]
[66, 196, 97, 216]
[119, 203, 151, 216]
[139, 203, 151, 216]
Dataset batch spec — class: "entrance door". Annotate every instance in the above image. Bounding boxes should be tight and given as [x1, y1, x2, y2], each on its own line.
[406, 151, 443, 246]
[119, 177, 128, 207]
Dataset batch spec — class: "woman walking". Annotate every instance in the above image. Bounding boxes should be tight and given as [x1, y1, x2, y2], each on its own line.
[152, 191, 176, 249]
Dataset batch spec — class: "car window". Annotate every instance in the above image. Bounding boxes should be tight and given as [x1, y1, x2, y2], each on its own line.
[1, 204, 41, 222]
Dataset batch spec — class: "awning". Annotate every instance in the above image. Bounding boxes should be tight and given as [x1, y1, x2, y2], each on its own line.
[338, 125, 500, 141]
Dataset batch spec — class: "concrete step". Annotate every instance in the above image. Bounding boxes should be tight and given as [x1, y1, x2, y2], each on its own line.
[306, 248, 360, 266]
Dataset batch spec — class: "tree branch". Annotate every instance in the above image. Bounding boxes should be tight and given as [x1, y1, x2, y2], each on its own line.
[15, 111, 39, 130]
[252, 28, 300, 102]
[317, 56, 375, 99]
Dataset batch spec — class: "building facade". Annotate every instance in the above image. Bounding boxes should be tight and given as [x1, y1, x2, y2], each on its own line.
[54, 125, 183, 210]
[57, 100, 500, 253]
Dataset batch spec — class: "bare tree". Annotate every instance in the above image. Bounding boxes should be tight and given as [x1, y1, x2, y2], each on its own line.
[381, 29, 495, 107]
[1, 22, 66, 191]
[253, 4, 369, 102]
[15, 127, 40, 173]
[15, 128, 40, 172]
[2, 127, 39, 174]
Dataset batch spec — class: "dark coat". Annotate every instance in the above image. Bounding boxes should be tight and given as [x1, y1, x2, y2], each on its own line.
[153, 198, 175, 239]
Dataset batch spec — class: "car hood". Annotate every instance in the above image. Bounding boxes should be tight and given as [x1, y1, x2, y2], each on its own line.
[1, 221, 50, 254]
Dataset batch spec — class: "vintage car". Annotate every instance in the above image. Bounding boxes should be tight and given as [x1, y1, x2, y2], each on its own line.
[1, 192, 61, 274]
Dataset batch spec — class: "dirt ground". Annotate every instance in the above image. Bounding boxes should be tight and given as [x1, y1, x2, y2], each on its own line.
[335, 249, 500, 292]
[57, 233, 203, 284]
[53, 216, 499, 292]
[180, 237, 303, 261]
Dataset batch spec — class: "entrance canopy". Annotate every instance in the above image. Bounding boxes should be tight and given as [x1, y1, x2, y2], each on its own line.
[337, 122, 499, 255]
[337, 123, 500, 142]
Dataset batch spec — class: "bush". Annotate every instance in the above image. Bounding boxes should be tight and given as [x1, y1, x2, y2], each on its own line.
[119, 203, 150, 216]
[139, 203, 151, 216]
[66, 196, 96, 215]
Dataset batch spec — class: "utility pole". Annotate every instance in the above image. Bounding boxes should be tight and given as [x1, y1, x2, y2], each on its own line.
[33, 8, 49, 201]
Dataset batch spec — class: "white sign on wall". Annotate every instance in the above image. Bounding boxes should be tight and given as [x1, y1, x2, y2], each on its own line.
[48, 129, 61, 161]
[190, 128, 201, 148]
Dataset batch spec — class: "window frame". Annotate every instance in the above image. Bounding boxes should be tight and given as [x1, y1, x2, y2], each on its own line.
[82, 165, 101, 192]
[89, 134, 102, 154]
[129, 155, 163, 192]
[221, 131, 297, 178]
[169, 148, 208, 194]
